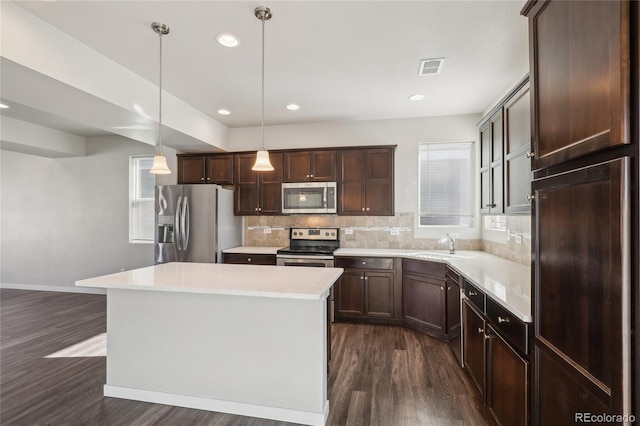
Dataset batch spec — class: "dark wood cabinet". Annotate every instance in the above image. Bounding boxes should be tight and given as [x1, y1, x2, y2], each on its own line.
[504, 83, 533, 214]
[487, 324, 529, 426]
[402, 259, 460, 339]
[523, 1, 636, 422]
[221, 253, 276, 265]
[283, 150, 336, 182]
[531, 157, 630, 422]
[334, 257, 398, 322]
[234, 152, 283, 215]
[177, 154, 234, 185]
[337, 147, 394, 216]
[463, 300, 486, 397]
[525, 0, 630, 169]
[446, 267, 462, 362]
[463, 280, 531, 425]
[479, 111, 504, 214]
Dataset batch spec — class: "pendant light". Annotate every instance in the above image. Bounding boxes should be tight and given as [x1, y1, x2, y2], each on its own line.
[150, 22, 171, 175]
[251, 6, 274, 171]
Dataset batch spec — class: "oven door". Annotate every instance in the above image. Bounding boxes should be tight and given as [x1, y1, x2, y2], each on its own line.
[276, 254, 334, 268]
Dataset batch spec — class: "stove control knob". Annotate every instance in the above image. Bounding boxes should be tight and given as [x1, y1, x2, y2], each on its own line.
[293, 232, 297, 236]
[331, 232, 335, 236]
[325, 232, 329, 236]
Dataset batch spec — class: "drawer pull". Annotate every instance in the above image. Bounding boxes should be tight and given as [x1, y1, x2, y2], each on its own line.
[468, 290, 477, 296]
[362, 261, 367, 265]
[247, 258, 252, 262]
[498, 316, 510, 324]
[477, 327, 484, 334]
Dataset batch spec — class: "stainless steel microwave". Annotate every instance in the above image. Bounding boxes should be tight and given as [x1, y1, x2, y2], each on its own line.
[281, 182, 337, 214]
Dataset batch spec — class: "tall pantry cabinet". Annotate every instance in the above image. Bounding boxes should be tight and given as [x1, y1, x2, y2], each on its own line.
[522, 1, 638, 424]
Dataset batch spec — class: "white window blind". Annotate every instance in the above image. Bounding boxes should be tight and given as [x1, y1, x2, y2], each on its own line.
[419, 142, 474, 227]
[129, 156, 155, 243]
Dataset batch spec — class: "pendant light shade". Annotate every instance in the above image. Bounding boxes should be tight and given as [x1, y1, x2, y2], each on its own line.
[253, 150, 274, 171]
[150, 22, 172, 175]
[252, 6, 274, 172]
[150, 153, 171, 174]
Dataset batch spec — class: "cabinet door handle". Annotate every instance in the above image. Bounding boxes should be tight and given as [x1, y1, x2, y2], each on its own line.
[247, 257, 252, 262]
[310, 174, 314, 178]
[360, 276, 364, 280]
[306, 174, 310, 178]
[440, 287, 444, 291]
[362, 207, 365, 211]
[526, 194, 535, 201]
[366, 207, 370, 211]
[477, 327, 484, 334]
[468, 290, 477, 296]
[498, 316, 510, 324]
[200, 177, 205, 181]
[526, 151, 535, 158]
[364, 276, 368, 280]
[255, 207, 258, 211]
[362, 261, 367, 265]
[206, 177, 211, 181]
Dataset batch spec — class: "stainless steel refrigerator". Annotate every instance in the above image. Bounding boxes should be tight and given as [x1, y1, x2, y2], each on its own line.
[154, 185, 241, 264]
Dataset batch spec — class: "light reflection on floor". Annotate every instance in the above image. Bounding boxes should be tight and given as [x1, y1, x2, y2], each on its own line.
[45, 333, 106, 358]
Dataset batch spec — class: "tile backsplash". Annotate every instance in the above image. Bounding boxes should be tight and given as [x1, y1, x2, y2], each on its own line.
[244, 213, 531, 266]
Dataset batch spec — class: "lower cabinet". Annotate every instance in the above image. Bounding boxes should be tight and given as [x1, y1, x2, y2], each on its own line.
[334, 257, 399, 323]
[462, 280, 530, 426]
[402, 259, 460, 339]
[221, 253, 276, 265]
[487, 324, 529, 426]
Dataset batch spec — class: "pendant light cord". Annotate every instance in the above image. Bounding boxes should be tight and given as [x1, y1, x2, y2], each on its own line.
[158, 32, 163, 155]
[261, 16, 265, 151]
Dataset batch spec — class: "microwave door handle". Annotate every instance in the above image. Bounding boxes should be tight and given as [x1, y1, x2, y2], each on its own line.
[323, 187, 327, 207]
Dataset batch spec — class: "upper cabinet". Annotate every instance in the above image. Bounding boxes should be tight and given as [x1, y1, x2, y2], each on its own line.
[177, 154, 234, 185]
[234, 152, 283, 216]
[478, 77, 531, 215]
[526, 0, 630, 169]
[283, 150, 336, 182]
[504, 83, 534, 214]
[337, 147, 395, 216]
[479, 110, 504, 215]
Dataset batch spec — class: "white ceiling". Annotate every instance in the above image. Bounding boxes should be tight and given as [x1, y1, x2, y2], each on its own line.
[2, 0, 529, 143]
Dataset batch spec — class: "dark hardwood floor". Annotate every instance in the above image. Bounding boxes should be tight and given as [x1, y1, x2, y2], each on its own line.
[0, 289, 493, 425]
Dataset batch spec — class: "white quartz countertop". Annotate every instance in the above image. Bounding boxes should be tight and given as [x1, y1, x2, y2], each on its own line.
[76, 262, 343, 301]
[223, 246, 283, 255]
[335, 248, 531, 322]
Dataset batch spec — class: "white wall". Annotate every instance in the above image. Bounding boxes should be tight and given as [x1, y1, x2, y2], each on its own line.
[230, 114, 482, 238]
[1, 135, 159, 292]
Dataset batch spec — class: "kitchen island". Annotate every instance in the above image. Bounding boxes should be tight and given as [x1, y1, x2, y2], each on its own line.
[76, 262, 343, 426]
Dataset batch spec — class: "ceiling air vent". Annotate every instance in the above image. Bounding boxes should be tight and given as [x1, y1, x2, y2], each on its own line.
[418, 58, 445, 76]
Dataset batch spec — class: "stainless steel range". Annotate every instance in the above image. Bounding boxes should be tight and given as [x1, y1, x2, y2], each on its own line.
[276, 227, 340, 267]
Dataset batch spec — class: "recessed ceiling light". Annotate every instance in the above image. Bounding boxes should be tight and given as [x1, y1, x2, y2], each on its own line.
[0, 103, 8, 109]
[217, 33, 240, 48]
[285, 104, 300, 111]
[217, 109, 231, 115]
[408, 94, 425, 101]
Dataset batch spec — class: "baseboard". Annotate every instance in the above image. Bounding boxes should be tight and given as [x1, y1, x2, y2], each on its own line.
[103, 385, 329, 426]
[0, 283, 106, 295]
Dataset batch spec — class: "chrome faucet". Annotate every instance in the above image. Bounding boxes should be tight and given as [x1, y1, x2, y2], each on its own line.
[439, 233, 455, 254]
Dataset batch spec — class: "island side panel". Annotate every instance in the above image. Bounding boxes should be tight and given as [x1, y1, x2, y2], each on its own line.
[105, 288, 327, 418]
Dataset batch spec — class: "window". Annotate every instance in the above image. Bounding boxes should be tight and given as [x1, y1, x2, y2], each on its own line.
[129, 156, 155, 243]
[419, 142, 474, 227]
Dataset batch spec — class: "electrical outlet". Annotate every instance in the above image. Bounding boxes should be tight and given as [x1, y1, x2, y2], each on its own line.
[390, 230, 400, 236]
[263, 227, 271, 234]
[344, 229, 353, 235]
[515, 234, 522, 244]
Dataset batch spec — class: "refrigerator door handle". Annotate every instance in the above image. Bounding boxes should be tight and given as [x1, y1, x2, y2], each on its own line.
[175, 196, 183, 250]
[182, 196, 190, 250]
